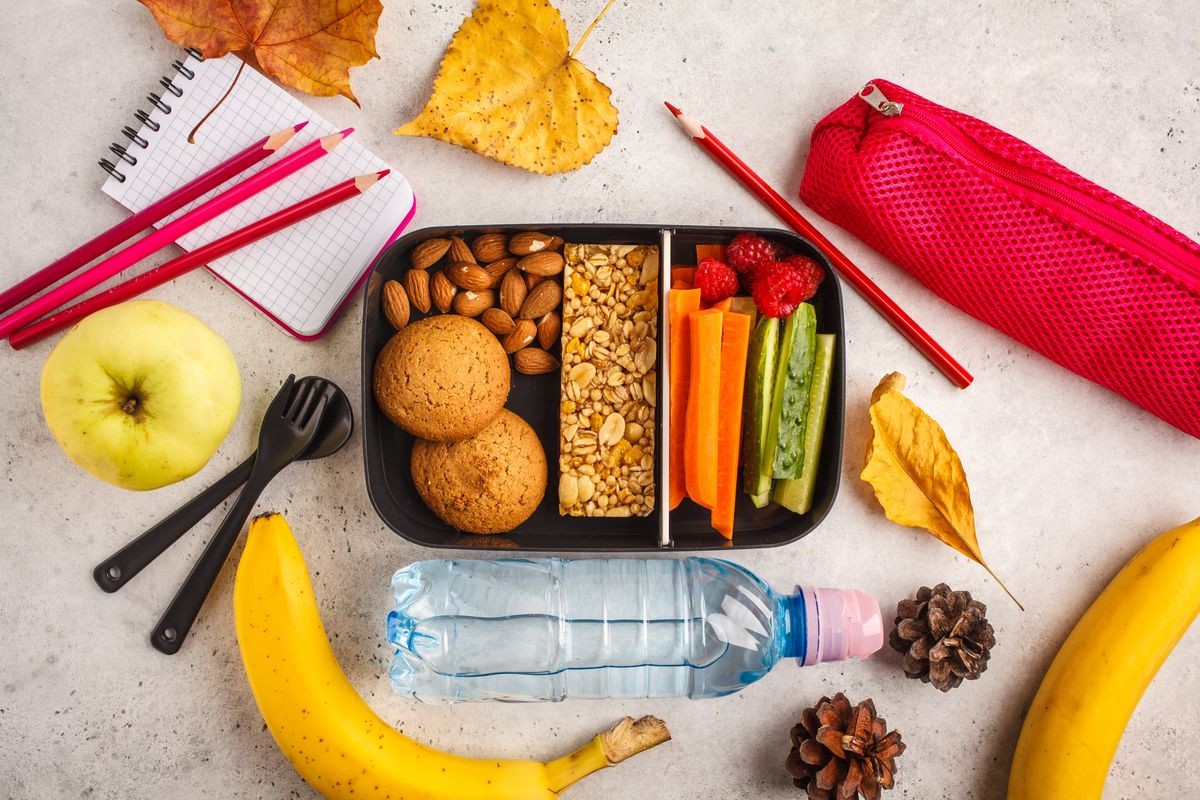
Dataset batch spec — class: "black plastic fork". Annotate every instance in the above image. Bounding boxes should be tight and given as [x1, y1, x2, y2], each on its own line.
[150, 374, 335, 655]
[92, 376, 350, 594]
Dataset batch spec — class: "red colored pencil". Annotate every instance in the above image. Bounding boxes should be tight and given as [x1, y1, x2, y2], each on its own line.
[665, 102, 973, 389]
[10, 171, 389, 349]
[0, 123, 307, 316]
[0, 129, 352, 340]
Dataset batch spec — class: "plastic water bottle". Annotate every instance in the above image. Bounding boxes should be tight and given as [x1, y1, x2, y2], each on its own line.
[386, 557, 883, 702]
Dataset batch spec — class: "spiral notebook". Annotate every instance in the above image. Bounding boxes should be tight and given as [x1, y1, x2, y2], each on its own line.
[100, 52, 416, 339]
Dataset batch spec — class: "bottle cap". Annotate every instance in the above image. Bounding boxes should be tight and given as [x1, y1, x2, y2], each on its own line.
[798, 587, 884, 664]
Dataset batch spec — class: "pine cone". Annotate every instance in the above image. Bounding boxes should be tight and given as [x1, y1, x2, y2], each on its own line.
[785, 693, 905, 800]
[889, 583, 996, 692]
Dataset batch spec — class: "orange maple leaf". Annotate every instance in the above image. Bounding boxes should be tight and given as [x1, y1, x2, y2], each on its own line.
[138, 0, 383, 104]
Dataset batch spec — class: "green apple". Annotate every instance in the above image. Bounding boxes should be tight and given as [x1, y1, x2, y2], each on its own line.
[40, 300, 241, 490]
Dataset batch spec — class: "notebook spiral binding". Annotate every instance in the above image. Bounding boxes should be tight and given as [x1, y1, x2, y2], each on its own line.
[100, 49, 205, 183]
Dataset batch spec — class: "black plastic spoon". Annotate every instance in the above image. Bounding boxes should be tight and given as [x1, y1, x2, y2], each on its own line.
[92, 376, 353, 593]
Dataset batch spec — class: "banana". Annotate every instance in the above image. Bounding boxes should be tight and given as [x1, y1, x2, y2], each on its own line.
[233, 513, 670, 800]
[1008, 516, 1200, 799]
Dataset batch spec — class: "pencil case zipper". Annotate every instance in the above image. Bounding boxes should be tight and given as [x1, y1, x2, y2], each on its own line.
[854, 81, 1200, 294]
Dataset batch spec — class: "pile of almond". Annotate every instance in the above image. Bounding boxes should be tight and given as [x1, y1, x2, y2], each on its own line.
[382, 231, 566, 375]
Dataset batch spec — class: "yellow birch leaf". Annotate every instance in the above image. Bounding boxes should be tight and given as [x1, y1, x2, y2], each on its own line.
[395, 0, 620, 175]
[862, 373, 1022, 609]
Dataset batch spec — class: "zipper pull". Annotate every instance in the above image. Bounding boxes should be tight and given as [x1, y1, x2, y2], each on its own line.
[858, 83, 903, 116]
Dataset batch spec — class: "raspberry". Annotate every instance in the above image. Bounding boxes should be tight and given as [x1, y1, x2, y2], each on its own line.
[751, 258, 825, 318]
[780, 255, 826, 297]
[726, 233, 780, 275]
[694, 257, 739, 303]
[751, 263, 803, 318]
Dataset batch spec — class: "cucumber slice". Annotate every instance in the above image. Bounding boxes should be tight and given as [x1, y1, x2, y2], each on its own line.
[760, 319, 792, 479]
[763, 304, 817, 480]
[741, 316, 779, 506]
[773, 334, 835, 514]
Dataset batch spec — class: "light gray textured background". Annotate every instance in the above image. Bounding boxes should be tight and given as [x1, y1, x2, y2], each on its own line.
[1, 1, 1198, 798]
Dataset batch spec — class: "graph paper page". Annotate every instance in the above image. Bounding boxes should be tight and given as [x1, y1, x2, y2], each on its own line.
[103, 54, 414, 337]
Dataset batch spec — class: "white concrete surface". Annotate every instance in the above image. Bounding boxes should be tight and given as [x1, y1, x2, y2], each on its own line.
[1, 1, 1198, 798]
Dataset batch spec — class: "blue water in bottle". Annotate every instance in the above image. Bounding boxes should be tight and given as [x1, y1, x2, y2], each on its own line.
[386, 558, 883, 702]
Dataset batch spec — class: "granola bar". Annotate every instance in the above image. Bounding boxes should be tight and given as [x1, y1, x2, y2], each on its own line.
[557, 243, 659, 517]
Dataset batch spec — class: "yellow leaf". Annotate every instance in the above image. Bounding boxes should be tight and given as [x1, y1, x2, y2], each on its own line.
[396, 0, 620, 175]
[862, 373, 1022, 609]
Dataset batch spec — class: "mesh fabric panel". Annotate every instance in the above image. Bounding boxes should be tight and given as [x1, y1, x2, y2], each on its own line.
[800, 79, 1200, 438]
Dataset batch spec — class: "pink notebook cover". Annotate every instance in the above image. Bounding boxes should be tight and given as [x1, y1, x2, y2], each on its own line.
[102, 53, 416, 339]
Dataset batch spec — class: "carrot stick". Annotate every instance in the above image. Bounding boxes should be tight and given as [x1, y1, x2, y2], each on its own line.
[671, 266, 696, 289]
[669, 289, 702, 509]
[695, 244, 728, 262]
[711, 297, 734, 312]
[712, 311, 751, 538]
[685, 309, 723, 508]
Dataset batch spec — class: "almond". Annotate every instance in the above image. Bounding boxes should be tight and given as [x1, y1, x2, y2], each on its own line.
[445, 261, 495, 291]
[514, 347, 560, 375]
[409, 238, 451, 269]
[509, 231, 562, 256]
[431, 270, 457, 313]
[404, 268, 431, 313]
[536, 311, 561, 349]
[524, 272, 546, 290]
[519, 280, 562, 320]
[501, 319, 537, 354]
[483, 257, 518, 283]
[471, 232, 509, 263]
[448, 236, 476, 265]
[517, 251, 565, 277]
[480, 307, 516, 336]
[453, 289, 495, 317]
[382, 280, 410, 330]
[499, 269, 527, 317]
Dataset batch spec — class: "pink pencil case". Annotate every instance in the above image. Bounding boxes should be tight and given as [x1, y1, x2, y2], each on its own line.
[799, 78, 1200, 439]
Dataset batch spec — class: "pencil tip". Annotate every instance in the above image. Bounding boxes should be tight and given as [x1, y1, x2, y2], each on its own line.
[294, 121, 309, 131]
[320, 128, 354, 151]
[667, 104, 704, 139]
[356, 171, 387, 190]
[267, 124, 303, 149]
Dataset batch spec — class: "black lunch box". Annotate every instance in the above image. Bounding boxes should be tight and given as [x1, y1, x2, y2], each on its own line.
[361, 224, 844, 551]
